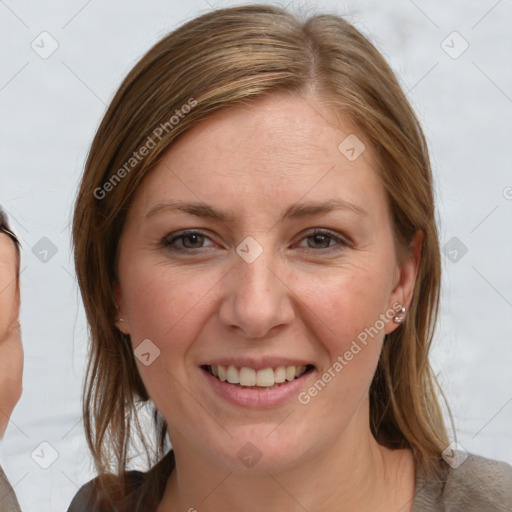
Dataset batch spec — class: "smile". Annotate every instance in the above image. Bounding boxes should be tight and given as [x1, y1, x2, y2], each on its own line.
[202, 364, 314, 389]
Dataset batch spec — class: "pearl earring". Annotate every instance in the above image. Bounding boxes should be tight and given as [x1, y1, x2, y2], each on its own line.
[393, 306, 406, 324]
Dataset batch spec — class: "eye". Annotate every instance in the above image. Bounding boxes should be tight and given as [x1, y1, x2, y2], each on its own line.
[162, 230, 214, 251]
[161, 228, 349, 254]
[297, 229, 348, 251]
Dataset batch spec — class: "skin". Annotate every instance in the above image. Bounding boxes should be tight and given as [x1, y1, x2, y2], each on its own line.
[115, 92, 422, 511]
[0, 233, 23, 439]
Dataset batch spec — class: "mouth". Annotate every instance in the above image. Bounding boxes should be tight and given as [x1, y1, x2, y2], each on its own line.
[201, 364, 315, 390]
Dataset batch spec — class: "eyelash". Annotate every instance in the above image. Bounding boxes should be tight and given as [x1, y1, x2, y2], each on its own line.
[162, 229, 349, 253]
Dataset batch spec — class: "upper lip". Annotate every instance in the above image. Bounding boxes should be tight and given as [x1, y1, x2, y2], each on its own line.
[200, 357, 315, 371]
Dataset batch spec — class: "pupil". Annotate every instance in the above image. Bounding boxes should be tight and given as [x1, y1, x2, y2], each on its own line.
[312, 234, 328, 248]
[184, 234, 202, 248]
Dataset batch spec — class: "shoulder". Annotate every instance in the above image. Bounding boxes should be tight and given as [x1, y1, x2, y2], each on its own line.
[67, 451, 175, 512]
[443, 453, 512, 509]
[0, 464, 22, 512]
[414, 452, 512, 512]
[66, 471, 145, 512]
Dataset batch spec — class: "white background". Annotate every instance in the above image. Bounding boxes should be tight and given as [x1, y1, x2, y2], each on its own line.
[1, 0, 511, 510]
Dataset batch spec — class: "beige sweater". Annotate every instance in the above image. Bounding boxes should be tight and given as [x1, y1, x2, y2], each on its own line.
[67, 450, 512, 511]
[412, 453, 512, 511]
[0, 465, 22, 512]
[3, 452, 512, 511]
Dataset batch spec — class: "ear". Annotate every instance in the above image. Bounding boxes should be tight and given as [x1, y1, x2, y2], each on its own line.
[113, 281, 131, 335]
[384, 230, 423, 334]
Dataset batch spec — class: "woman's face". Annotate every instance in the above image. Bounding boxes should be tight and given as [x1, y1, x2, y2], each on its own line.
[115, 93, 420, 472]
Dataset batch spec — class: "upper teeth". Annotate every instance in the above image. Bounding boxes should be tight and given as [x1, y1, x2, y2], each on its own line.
[210, 365, 308, 387]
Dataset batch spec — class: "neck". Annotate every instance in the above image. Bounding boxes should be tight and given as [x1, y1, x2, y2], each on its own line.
[158, 423, 416, 512]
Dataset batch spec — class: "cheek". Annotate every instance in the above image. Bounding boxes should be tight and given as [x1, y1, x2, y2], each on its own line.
[297, 262, 392, 350]
[119, 263, 224, 416]
[289, 260, 393, 409]
[121, 261, 223, 359]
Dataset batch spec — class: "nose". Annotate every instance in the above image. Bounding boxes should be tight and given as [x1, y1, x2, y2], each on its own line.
[218, 242, 295, 339]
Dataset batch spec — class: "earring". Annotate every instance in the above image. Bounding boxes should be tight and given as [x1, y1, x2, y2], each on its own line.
[393, 306, 406, 324]
[118, 318, 125, 322]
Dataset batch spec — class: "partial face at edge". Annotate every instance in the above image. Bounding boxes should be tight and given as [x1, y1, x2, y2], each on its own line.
[114, 92, 420, 472]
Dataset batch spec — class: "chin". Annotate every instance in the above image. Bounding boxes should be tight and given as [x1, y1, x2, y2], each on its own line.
[201, 425, 310, 475]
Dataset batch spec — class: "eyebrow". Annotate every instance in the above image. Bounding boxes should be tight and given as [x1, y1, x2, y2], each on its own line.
[145, 198, 367, 223]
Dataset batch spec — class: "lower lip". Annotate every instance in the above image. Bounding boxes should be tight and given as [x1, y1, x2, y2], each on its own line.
[201, 367, 314, 409]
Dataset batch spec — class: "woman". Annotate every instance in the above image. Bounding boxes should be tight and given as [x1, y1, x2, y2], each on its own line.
[0, 208, 23, 512]
[68, 5, 512, 511]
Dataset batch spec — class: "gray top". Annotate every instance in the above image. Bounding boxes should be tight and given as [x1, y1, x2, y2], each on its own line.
[412, 452, 512, 511]
[66, 450, 512, 511]
[4, 451, 512, 511]
[0, 465, 22, 512]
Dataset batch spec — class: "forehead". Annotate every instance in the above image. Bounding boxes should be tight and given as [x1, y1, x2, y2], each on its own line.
[131, 93, 386, 220]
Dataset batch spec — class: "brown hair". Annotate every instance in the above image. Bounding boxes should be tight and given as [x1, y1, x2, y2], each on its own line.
[72, 3, 452, 497]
